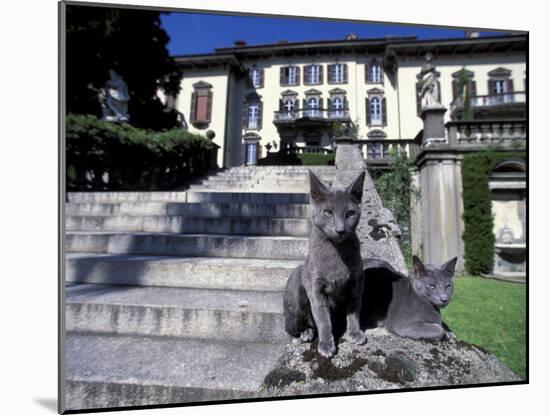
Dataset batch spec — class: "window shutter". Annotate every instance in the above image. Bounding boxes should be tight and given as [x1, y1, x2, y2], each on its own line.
[416, 83, 422, 115]
[205, 91, 213, 122]
[295, 66, 300, 85]
[190, 92, 197, 122]
[366, 97, 371, 126]
[380, 66, 384, 85]
[304, 65, 310, 84]
[319, 65, 323, 84]
[279, 99, 284, 111]
[343, 64, 348, 83]
[255, 142, 261, 163]
[344, 96, 349, 110]
[328, 64, 334, 83]
[257, 101, 263, 129]
[488, 79, 496, 95]
[280, 67, 286, 86]
[506, 78, 514, 93]
[382, 97, 387, 126]
[471, 80, 477, 97]
[242, 102, 249, 129]
[294, 98, 299, 110]
[242, 142, 247, 165]
[258, 69, 264, 88]
[365, 63, 371, 83]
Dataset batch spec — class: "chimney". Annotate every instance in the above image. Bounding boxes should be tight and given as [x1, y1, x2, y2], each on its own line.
[345, 33, 358, 40]
[277, 40, 288, 44]
[234, 40, 247, 47]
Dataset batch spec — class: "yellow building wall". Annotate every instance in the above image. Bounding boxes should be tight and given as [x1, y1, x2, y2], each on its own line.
[397, 56, 526, 138]
[176, 69, 230, 167]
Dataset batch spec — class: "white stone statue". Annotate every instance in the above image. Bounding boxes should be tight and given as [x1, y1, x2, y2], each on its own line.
[102, 70, 130, 122]
[417, 53, 441, 108]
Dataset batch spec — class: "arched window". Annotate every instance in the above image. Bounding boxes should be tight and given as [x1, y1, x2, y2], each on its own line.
[332, 97, 343, 117]
[370, 96, 382, 125]
[307, 96, 320, 117]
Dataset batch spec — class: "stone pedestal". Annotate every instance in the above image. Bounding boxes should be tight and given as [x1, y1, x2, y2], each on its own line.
[412, 150, 464, 271]
[420, 106, 447, 146]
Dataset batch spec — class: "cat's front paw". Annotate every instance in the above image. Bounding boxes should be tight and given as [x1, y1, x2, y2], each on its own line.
[348, 330, 367, 345]
[317, 339, 336, 358]
[300, 328, 315, 343]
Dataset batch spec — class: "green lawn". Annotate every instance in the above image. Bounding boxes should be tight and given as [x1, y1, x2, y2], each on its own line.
[441, 276, 527, 379]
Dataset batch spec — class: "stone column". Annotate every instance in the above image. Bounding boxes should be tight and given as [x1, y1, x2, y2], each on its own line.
[414, 150, 465, 271]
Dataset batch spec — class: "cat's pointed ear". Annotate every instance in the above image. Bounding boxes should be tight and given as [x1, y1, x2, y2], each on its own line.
[441, 257, 458, 277]
[308, 170, 330, 202]
[412, 255, 425, 278]
[345, 171, 366, 202]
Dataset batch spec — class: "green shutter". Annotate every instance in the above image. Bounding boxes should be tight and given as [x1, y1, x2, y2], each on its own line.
[257, 101, 263, 129]
[366, 97, 371, 126]
[242, 102, 249, 128]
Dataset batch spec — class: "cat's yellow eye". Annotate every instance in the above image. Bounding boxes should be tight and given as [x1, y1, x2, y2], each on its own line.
[323, 209, 333, 217]
[346, 210, 356, 218]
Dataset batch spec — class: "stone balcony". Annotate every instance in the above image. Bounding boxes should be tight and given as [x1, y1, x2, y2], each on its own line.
[450, 92, 526, 120]
[273, 109, 351, 125]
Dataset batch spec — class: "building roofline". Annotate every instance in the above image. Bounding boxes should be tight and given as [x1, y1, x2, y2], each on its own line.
[174, 34, 526, 70]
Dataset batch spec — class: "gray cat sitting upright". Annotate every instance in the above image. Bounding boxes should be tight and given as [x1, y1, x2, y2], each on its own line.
[283, 170, 366, 358]
[362, 255, 458, 340]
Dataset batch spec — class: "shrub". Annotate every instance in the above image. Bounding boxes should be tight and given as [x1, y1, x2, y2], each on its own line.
[461, 150, 526, 275]
[66, 114, 214, 190]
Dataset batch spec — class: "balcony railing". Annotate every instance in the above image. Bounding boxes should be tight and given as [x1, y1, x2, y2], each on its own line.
[447, 119, 526, 145]
[274, 109, 350, 122]
[451, 91, 526, 112]
[335, 139, 420, 163]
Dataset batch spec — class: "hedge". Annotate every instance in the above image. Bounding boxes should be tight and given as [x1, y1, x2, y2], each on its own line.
[297, 153, 335, 166]
[461, 150, 526, 275]
[66, 114, 214, 190]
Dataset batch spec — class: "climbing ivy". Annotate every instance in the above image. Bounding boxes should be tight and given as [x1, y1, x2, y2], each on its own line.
[461, 150, 526, 275]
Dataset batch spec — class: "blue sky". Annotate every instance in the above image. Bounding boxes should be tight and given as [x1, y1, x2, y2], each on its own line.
[160, 12, 509, 57]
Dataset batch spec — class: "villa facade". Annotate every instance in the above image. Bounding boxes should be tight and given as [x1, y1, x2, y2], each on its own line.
[169, 34, 526, 168]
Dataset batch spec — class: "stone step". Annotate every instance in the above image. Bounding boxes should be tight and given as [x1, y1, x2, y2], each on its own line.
[65, 333, 280, 410]
[190, 184, 309, 193]
[186, 191, 309, 204]
[66, 284, 286, 343]
[66, 231, 308, 259]
[68, 191, 310, 204]
[67, 192, 190, 203]
[66, 201, 311, 218]
[66, 253, 298, 291]
[66, 215, 310, 236]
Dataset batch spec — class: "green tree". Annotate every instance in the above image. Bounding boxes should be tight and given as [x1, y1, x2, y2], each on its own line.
[66, 5, 181, 130]
[371, 149, 417, 261]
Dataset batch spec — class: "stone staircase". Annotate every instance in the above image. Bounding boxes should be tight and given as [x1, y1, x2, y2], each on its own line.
[64, 166, 336, 411]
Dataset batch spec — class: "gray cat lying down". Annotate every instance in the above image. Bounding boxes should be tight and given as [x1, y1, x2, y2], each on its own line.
[361, 256, 457, 340]
[283, 170, 366, 358]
